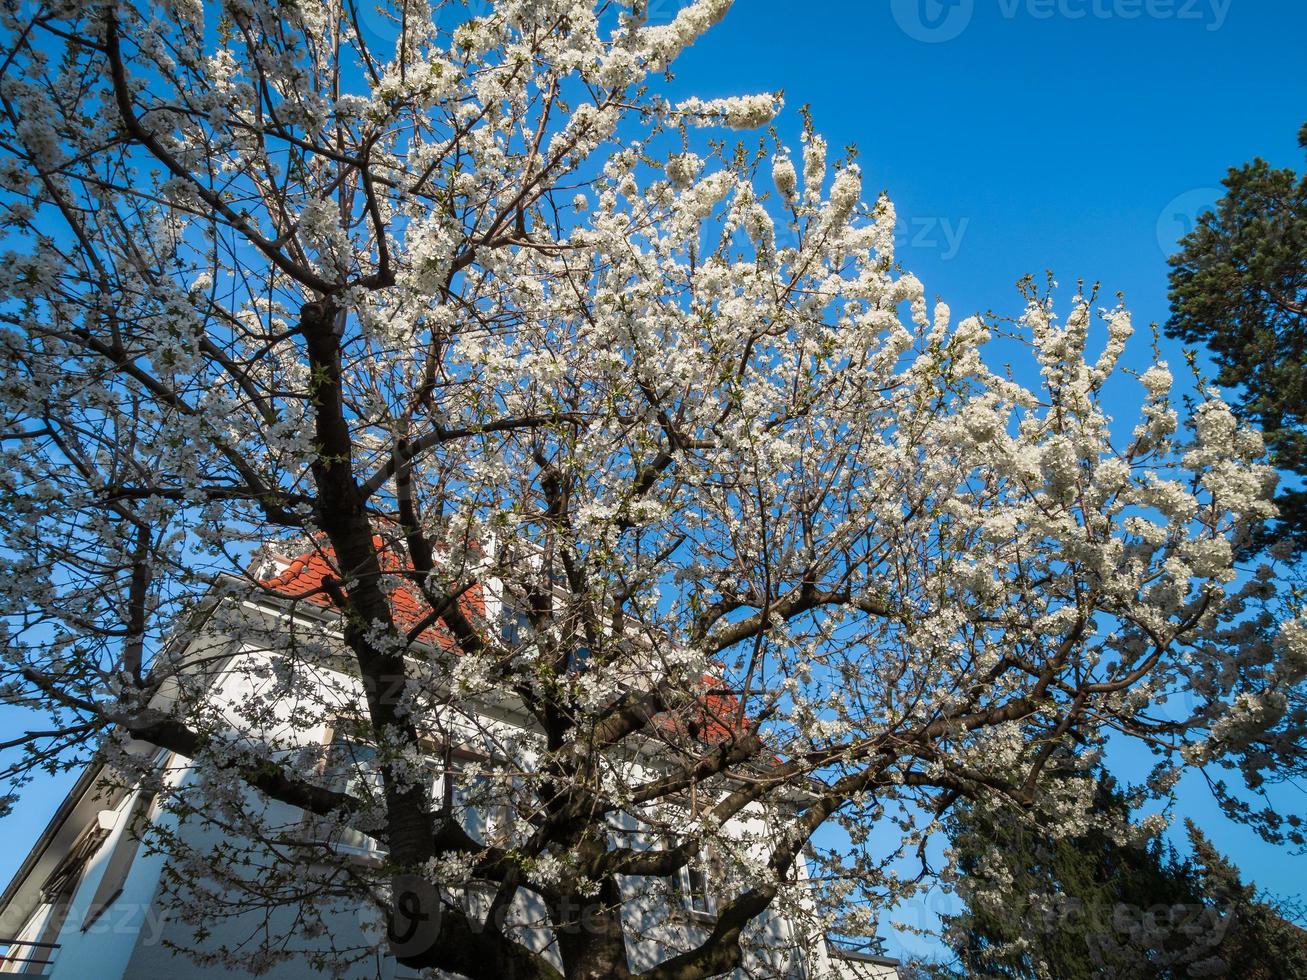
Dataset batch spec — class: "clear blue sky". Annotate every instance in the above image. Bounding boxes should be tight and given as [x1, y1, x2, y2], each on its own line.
[657, 0, 1307, 962]
[3, 0, 1305, 967]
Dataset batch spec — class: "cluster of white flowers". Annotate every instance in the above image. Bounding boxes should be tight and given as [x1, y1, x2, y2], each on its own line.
[672, 93, 781, 130]
[637, 0, 732, 69]
[0, 0, 1298, 974]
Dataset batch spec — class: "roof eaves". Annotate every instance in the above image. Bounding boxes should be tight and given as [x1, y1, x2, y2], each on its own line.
[0, 762, 104, 915]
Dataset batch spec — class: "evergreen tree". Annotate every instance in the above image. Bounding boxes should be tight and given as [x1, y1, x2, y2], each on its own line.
[1166, 122, 1307, 553]
[937, 778, 1208, 978]
[1184, 821, 1307, 979]
[935, 778, 1307, 978]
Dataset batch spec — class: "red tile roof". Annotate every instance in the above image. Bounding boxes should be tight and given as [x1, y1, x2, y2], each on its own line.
[259, 536, 485, 651]
[260, 539, 749, 744]
[645, 672, 748, 745]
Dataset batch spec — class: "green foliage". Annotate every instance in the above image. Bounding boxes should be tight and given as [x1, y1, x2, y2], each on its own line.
[929, 777, 1307, 978]
[1166, 122, 1307, 554]
[1184, 820, 1307, 980]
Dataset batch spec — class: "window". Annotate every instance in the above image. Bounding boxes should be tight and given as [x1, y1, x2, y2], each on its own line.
[500, 607, 532, 649]
[449, 769, 490, 842]
[316, 734, 385, 853]
[435, 748, 515, 846]
[42, 816, 113, 906]
[327, 739, 383, 803]
[15, 816, 114, 961]
[315, 731, 516, 853]
[673, 847, 717, 918]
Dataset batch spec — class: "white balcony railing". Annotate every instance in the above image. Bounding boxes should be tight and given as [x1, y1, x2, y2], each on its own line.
[0, 937, 59, 976]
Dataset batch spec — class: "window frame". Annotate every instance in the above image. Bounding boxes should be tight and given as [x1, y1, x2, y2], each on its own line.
[303, 722, 387, 859]
[670, 843, 719, 922]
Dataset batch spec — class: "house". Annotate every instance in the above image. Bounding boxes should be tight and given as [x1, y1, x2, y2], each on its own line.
[0, 542, 899, 979]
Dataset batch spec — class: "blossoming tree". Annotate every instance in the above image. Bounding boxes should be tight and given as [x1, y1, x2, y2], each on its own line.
[0, 1, 1302, 977]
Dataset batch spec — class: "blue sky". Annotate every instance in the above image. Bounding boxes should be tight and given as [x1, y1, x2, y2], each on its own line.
[3, 0, 1305, 967]
[656, 0, 1307, 962]
[664, 0, 1306, 331]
